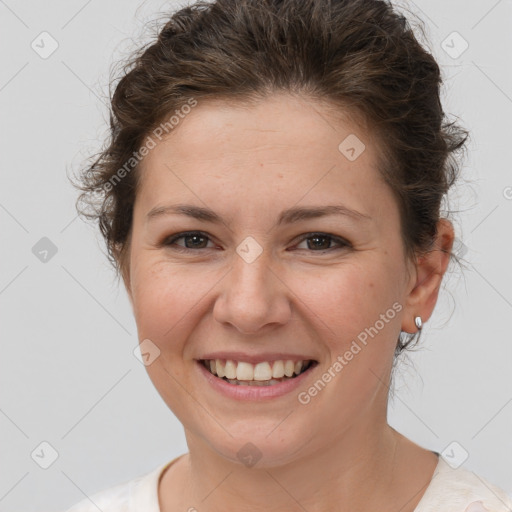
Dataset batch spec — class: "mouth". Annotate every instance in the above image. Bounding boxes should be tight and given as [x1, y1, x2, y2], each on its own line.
[199, 358, 318, 386]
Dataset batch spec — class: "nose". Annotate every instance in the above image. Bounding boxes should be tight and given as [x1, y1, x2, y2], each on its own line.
[213, 249, 292, 334]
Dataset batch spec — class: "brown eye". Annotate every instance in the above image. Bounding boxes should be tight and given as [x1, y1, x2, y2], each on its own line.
[161, 231, 350, 254]
[294, 233, 350, 252]
[163, 231, 215, 251]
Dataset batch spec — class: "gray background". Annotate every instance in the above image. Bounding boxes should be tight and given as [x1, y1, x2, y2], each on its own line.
[1, 0, 511, 510]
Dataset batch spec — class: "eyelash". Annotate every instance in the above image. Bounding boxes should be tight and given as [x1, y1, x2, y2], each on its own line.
[161, 231, 351, 253]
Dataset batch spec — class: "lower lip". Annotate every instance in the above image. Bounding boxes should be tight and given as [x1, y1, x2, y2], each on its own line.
[196, 360, 317, 401]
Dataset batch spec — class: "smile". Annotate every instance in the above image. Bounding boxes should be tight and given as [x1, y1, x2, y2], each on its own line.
[200, 358, 316, 386]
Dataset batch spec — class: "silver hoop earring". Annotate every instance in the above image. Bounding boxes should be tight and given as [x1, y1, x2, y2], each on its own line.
[414, 316, 423, 330]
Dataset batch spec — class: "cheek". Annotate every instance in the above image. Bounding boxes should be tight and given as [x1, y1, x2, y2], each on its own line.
[130, 242, 405, 353]
[301, 263, 403, 399]
[130, 258, 208, 342]
[299, 259, 402, 341]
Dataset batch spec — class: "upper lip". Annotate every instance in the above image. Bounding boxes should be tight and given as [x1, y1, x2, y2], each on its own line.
[197, 352, 318, 365]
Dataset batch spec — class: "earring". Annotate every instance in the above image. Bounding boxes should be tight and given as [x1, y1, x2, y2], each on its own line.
[414, 316, 423, 330]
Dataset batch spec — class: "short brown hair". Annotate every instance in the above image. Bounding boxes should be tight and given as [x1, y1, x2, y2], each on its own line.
[74, 0, 468, 354]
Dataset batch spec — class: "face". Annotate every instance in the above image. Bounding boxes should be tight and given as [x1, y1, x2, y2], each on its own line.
[125, 93, 418, 466]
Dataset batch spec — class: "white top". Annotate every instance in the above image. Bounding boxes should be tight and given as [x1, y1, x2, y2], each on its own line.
[63, 456, 512, 512]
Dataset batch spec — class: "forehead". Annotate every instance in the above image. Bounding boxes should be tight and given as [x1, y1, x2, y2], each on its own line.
[146, 94, 375, 161]
[136, 93, 390, 217]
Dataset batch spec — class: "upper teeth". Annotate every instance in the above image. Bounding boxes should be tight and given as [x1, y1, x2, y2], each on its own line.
[205, 359, 311, 380]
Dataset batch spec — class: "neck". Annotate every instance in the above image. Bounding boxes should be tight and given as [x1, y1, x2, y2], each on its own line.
[162, 419, 437, 512]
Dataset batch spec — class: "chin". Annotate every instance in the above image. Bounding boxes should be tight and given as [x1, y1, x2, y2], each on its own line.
[197, 416, 318, 469]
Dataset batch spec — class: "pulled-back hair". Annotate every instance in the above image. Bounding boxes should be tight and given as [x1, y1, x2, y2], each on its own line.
[74, 0, 468, 354]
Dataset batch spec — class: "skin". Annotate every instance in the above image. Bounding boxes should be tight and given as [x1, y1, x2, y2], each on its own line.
[122, 93, 454, 511]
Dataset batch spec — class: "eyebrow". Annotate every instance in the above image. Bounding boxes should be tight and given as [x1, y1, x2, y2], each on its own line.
[146, 203, 371, 227]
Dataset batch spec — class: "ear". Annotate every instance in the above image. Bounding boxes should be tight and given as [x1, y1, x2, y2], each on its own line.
[401, 218, 454, 334]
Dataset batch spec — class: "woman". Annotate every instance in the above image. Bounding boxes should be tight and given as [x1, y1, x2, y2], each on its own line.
[67, 0, 511, 510]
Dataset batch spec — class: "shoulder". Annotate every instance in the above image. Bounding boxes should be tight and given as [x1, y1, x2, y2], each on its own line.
[416, 458, 512, 512]
[63, 479, 131, 512]
[61, 462, 170, 512]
